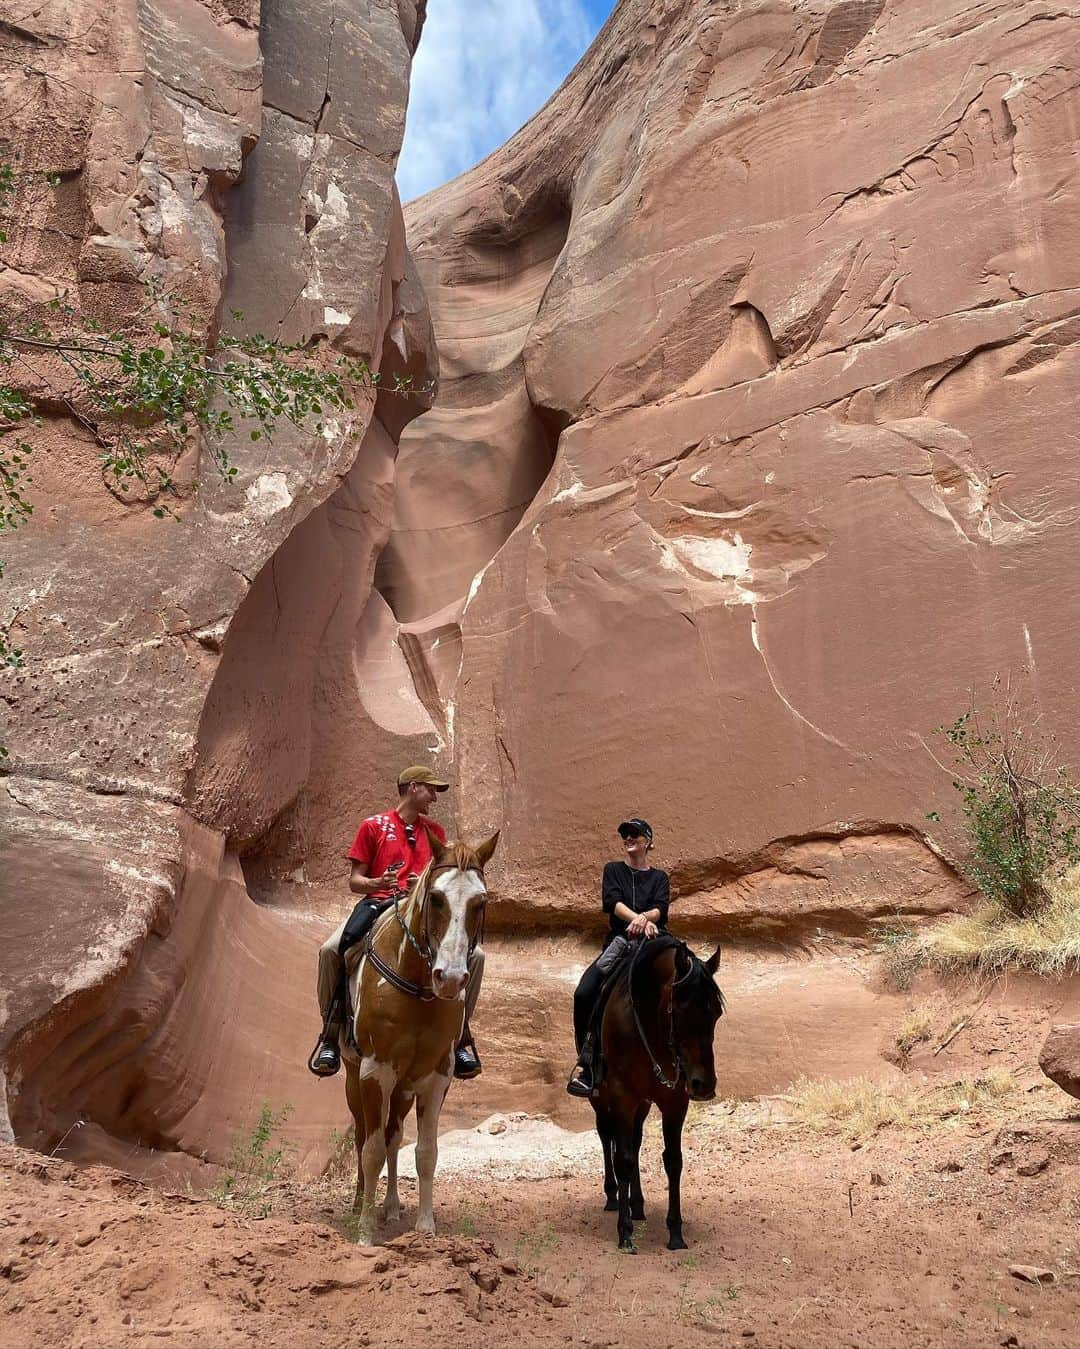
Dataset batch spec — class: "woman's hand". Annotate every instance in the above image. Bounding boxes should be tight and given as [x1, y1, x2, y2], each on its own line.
[627, 915, 658, 939]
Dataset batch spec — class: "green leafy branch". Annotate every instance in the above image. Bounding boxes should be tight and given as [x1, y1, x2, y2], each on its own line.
[0, 151, 430, 758]
[926, 678, 1080, 918]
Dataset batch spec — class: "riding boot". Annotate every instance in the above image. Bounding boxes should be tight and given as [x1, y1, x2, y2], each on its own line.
[453, 1021, 482, 1079]
[566, 1033, 595, 1097]
[309, 1020, 341, 1077]
[308, 984, 345, 1077]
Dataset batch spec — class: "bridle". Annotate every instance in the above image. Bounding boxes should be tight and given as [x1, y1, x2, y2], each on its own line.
[364, 862, 487, 1002]
[626, 939, 700, 1090]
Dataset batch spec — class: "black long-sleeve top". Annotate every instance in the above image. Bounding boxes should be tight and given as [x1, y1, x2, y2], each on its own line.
[601, 861, 671, 938]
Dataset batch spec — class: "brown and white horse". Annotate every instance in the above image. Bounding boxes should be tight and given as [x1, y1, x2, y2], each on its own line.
[343, 829, 498, 1244]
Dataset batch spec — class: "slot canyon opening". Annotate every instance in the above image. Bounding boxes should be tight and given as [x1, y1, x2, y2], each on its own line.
[374, 197, 573, 632]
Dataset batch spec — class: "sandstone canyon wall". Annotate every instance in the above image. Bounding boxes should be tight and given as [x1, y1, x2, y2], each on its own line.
[5, 0, 1080, 1174]
[393, 0, 1080, 929]
[0, 0, 437, 1165]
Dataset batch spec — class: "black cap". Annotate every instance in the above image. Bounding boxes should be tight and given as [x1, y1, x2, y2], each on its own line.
[617, 818, 653, 840]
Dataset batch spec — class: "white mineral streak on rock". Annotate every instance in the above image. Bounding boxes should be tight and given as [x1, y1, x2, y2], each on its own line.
[750, 604, 855, 753]
[322, 182, 350, 225]
[244, 472, 294, 517]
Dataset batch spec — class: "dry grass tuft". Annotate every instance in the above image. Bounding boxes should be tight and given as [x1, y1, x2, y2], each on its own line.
[787, 1071, 1017, 1139]
[790, 1077, 919, 1135]
[895, 1005, 935, 1057]
[880, 872, 1080, 985]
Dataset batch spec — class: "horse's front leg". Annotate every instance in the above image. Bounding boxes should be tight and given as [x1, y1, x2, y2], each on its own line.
[661, 1095, 689, 1250]
[345, 1059, 366, 1215]
[383, 1089, 413, 1224]
[630, 1105, 648, 1222]
[414, 1070, 451, 1234]
[356, 1059, 394, 1244]
[593, 1105, 618, 1212]
[611, 1114, 638, 1253]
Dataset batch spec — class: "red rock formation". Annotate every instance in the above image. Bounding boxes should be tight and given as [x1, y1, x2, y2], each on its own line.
[1, 0, 435, 1162]
[1040, 1023, 1080, 1101]
[395, 0, 1080, 924]
[7, 0, 1080, 1174]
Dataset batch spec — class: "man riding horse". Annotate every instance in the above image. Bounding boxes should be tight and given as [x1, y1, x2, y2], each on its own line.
[567, 817, 671, 1097]
[310, 765, 483, 1081]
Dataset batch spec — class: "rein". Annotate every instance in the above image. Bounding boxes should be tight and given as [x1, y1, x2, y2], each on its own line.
[364, 863, 487, 1002]
[627, 939, 694, 1090]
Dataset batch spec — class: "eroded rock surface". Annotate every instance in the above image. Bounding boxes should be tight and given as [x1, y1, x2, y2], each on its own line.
[394, 0, 1080, 919]
[6, 0, 1080, 1177]
[0, 0, 434, 1157]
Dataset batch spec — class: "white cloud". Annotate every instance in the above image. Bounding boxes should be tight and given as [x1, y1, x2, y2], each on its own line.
[397, 0, 596, 202]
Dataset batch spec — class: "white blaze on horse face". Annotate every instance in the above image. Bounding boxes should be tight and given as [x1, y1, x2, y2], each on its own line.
[430, 870, 485, 999]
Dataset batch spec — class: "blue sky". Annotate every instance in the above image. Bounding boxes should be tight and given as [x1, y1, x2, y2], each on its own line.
[398, 0, 617, 202]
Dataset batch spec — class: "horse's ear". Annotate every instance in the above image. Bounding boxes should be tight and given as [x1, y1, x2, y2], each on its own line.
[423, 822, 448, 865]
[473, 830, 500, 869]
[704, 945, 721, 975]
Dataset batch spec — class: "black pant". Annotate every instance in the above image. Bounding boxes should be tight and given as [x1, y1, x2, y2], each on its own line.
[338, 897, 394, 957]
[573, 964, 604, 1055]
[573, 935, 640, 1055]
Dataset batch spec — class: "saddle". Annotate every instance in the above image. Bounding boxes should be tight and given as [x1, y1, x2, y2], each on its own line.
[584, 933, 685, 1086]
[338, 902, 393, 1056]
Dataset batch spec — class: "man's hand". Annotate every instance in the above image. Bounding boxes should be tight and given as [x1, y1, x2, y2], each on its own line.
[349, 860, 404, 896]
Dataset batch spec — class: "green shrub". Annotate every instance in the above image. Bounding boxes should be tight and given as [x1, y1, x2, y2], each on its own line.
[927, 689, 1080, 919]
[211, 1101, 294, 1218]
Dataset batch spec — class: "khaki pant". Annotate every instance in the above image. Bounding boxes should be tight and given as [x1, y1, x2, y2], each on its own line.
[317, 917, 485, 1030]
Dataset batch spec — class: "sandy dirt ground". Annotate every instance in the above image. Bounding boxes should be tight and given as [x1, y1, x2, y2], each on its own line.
[3, 1085, 1079, 1349]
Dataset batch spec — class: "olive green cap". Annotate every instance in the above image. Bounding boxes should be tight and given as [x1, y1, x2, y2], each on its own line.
[398, 765, 450, 791]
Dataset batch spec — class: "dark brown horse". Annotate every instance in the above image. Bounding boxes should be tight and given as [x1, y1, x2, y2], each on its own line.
[590, 936, 723, 1253]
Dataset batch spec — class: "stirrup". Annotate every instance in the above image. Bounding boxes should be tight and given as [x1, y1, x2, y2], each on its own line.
[566, 1062, 593, 1098]
[307, 1030, 341, 1078]
[453, 1025, 481, 1080]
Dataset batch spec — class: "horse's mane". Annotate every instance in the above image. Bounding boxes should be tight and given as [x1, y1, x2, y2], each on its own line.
[624, 935, 725, 1014]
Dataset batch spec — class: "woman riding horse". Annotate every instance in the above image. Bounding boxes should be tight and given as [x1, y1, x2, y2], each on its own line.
[590, 936, 723, 1252]
[567, 817, 670, 1097]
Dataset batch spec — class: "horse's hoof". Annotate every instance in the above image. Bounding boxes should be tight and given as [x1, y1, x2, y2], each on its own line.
[667, 1234, 688, 1251]
[415, 1215, 436, 1235]
[631, 1208, 646, 1222]
[618, 1241, 638, 1255]
[603, 1199, 619, 1212]
[382, 1205, 401, 1223]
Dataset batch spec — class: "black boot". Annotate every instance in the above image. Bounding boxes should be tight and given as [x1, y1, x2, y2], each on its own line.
[309, 1034, 341, 1077]
[453, 1024, 482, 1079]
[566, 1061, 594, 1098]
[566, 1032, 596, 1097]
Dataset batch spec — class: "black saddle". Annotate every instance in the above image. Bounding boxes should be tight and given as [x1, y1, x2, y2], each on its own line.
[584, 933, 686, 1085]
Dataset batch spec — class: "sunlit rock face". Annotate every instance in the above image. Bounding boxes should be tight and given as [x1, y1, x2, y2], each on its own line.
[394, 0, 1080, 923]
[1, 0, 434, 1161]
[6, 0, 1080, 1170]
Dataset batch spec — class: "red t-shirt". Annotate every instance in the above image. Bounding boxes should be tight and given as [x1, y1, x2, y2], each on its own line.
[346, 810, 447, 900]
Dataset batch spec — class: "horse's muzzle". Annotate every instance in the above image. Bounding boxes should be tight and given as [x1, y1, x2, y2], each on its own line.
[689, 1078, 716, 1102]
[431, 966, 468, 1000]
